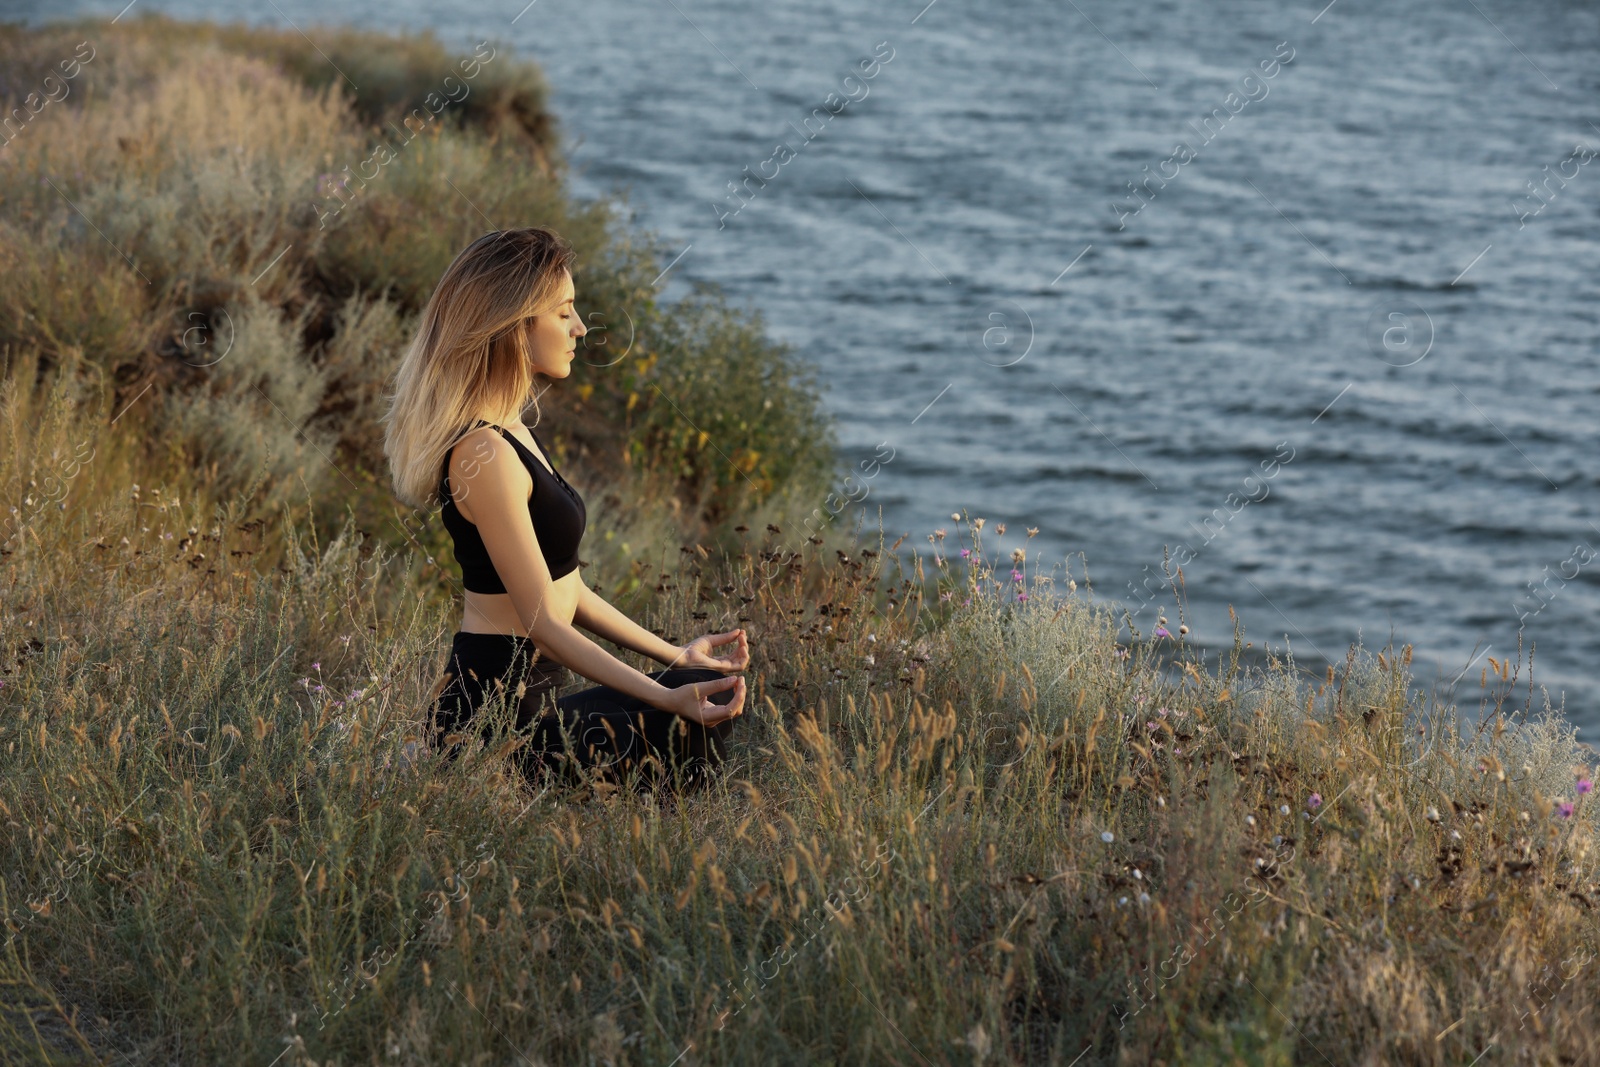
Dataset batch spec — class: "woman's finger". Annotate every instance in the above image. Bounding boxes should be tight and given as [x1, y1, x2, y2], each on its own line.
[709, 676, 743, 713]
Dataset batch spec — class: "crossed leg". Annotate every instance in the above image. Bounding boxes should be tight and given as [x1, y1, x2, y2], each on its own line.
[518, 667, 739, 790]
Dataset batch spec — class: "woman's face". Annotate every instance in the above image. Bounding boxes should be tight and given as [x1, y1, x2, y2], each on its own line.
[524, 270, 586, 379]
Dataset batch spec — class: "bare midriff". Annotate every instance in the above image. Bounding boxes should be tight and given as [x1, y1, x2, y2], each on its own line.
[459, 573, 581, 638]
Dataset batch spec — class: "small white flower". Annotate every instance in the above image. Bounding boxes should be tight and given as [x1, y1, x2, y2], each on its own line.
[1100, 831, 1114, 844]
[1138, 892, 1151, 905]
[951, 513, 961, 521]
[1246, 815, 1256, 827]
[1279, 805, 1289, 816]
[866, 633, 876, 643]
[1132, 868, 1142, 880]
[1425, 807, 1441, 822]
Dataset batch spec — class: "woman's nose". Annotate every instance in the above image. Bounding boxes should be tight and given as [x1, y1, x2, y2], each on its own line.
[574, 314, 588, 337]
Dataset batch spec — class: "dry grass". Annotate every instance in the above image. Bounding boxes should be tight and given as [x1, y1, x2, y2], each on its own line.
[3, 357, 1598, 1066]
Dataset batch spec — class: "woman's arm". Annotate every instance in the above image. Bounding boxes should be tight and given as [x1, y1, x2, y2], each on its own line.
[451, 428, 742, 723]
[454, 431, 673, 707]
[576, 586, 750, 673]
[573, 584, 686, 667]
[452, 428, 743, 725]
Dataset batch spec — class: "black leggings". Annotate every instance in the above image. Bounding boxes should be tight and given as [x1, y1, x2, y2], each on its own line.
[430, 631, 738, 789]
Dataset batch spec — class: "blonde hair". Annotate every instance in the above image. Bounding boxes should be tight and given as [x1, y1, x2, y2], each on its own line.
[382, 227, 577, 510]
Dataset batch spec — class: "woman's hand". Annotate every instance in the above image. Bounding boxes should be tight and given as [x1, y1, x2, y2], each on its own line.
[672, 628, 750, 672]
[658, 674, 746, 726]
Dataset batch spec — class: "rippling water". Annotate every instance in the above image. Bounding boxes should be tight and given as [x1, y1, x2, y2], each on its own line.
[25, 0, 1600, 733]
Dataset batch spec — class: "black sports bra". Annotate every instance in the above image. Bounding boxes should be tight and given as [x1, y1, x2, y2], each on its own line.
[438, 420, 587, 592]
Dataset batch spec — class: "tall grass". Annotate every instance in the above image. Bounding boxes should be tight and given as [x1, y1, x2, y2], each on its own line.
[4, 352, 1598, 1065]
[2, 14, 1598, 1067]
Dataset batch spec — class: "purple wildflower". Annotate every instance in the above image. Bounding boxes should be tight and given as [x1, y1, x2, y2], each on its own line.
[1559, 802, 1575, 818]
[311, 661, 321, 671]
[1307, 793, 1322, 810]
[960, 549, 972, 559]
[1155, 627, 1171, 638]
[1011, 569, 1023, 582]
[1017, 592, 1028, 601]
[1579, 779, 1594, 796]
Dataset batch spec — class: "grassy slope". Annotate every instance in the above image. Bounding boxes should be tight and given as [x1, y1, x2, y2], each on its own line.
[2, 15, 1598, 1067]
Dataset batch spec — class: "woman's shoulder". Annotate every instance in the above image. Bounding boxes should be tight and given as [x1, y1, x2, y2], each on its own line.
[446, 425, 537, 524]
[448, 424, 535, 489]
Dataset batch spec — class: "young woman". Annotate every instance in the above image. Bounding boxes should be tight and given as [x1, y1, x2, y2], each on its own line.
[382, 227, 748, 789]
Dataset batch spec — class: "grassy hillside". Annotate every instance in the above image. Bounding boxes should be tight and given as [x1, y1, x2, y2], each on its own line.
[2, 14, 1598, 1067]
[0, 12, 836, 604]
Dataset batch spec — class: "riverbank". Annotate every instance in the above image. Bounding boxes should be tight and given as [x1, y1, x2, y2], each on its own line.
[2, 15, 1597, 1066]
